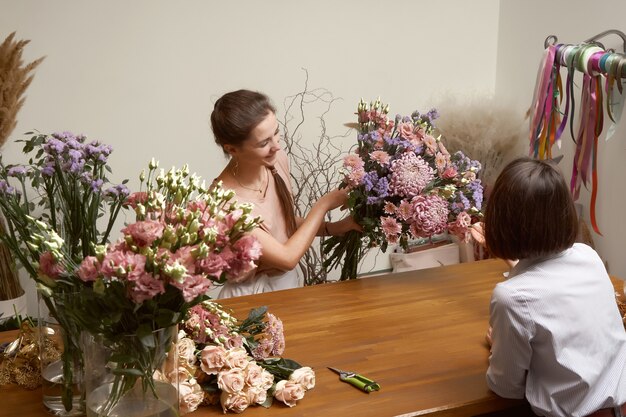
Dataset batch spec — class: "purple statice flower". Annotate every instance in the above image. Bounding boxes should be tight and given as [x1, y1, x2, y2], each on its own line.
[104, 184, 130, 199]
[467, 180, 483, 210]
[90, 179, 104, 192]
[85, 141, 113, 163]
[362, 171, 379, 192]
[409, 194, 449, 238]
[367, 195, 381, 205]
[0, 180, 16, 195]
[66, 159, 85, 174]
[426, 108, 440, 122]
[450, 191, 471, 215]
[41, 164, 55, 177]
[388, 153, 434, 197]
[373, 176, 389, 198]
[394, 114, 402, 125]
[68, 149, 83, 161]
[7, 165, 28, 177]
[402, 115, 412, 123]
[44, 137, 67, 156]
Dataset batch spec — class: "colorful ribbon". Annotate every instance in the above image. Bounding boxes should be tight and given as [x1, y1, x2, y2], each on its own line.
[530, 40, 626, 236]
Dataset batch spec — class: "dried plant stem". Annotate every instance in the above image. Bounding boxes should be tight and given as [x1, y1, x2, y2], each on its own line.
[281, 69, 351, 285]
[0, 215, 23, 300]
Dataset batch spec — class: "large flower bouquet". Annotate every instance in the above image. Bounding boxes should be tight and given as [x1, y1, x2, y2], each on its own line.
[159, 301, 314, 414]
[0, 131, 128, 411]
[72, 160, 263, 415]
[324, 99, 484, 279]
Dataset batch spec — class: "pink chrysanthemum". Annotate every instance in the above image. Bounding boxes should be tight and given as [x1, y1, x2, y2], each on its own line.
[383, 202, 397, 215]
[380, 216, 402, 244]
[370, 150, 390, 166]
[389, 153, 434, 197]
[409, 194, 449, 238]
[343, 154, 364, 169]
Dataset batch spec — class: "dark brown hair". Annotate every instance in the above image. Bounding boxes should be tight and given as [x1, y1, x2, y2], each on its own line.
[210, 90, 297, 236]
[484, 157, 578, 260]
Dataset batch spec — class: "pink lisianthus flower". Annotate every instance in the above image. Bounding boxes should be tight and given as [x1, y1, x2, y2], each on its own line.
[124, 191, 148, 209]
[442, 166, 458, 179]
[170, 274, 213, 303]
[223, 209, 244, 229]
[172, 246, 197, 275]
[122, 220, 165, 247]
[422, 134, 438, 155]
[448, 211, 472, 242]
[232, 235, 262, 262]
[197, 252, 229, 279]
[77, 255, 100, 282]
[128, 272, 165, 303]
[38, 251, 65, 279]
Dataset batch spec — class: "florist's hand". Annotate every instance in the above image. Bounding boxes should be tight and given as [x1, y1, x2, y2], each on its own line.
[470, 222, 518, 269]
[329, 216, 363, 236]
[486, 326, 493, 347]
[470, 222, 486, 247]
[320, 188, 349, 211]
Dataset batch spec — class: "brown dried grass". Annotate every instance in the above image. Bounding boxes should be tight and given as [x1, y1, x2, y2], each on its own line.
[0, 31, 45, 149]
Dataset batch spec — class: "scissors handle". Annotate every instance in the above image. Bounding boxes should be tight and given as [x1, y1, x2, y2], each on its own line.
[342, 374, 381, 393]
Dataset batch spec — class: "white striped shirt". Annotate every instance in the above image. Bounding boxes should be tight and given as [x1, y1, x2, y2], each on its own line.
[487, 243, 626, 417]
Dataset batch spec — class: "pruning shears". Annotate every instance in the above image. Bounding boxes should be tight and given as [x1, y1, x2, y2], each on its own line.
[328, 367, 381, 393]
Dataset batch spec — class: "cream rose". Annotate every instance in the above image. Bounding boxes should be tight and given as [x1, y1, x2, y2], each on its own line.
[273, 379, 305, 407]
[177, 337, 197, 366]
[221, 391, 249, 414]
[200, 345, 227, 375]
[246, 386, 267, 405]
[178, 379, 204, 415]
[244, 362, 263, 388]
[218, 368, 246, 394]
[224, 347, 250, 370]
[289, 366, 316, 390]
[260, 369, 274, 391]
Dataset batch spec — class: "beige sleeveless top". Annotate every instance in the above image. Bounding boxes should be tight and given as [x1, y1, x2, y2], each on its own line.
[215, 149, 292, 278]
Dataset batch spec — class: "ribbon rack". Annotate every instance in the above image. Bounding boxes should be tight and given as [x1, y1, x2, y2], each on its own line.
[529, 29, 626, 235]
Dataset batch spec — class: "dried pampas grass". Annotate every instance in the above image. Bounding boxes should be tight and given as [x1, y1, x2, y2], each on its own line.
[0, 32, 45, 149]
[433, 94, 526, 187]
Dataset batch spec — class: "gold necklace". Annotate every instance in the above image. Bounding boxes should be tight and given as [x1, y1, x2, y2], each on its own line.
[232, 164, 267, 195]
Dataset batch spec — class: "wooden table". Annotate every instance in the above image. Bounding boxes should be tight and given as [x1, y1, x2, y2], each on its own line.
[2, 259, 613, 417]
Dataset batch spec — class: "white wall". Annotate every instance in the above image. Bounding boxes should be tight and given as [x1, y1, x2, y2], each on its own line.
[1, 0, 501, 311]
[496, 0, 626, 281]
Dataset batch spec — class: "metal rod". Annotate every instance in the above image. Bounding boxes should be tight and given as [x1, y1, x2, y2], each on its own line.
[584, 29, 626, 53]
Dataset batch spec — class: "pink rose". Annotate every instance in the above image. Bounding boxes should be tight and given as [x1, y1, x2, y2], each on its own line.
[273, 380, 305, 407]
[77, 256, 100, 282]
[218, 368, 246, 394]
[176, 337, 197, 370]
[442, 166, 458, 179]
[289, 366, 316, 390]
[122, 220, 164, 247]
[178, 379, 204, 415]
[200, 345, 227, 375]
[220, 391, 249, 414]
[38, 251, 64, 279]
[399, 122, 417, 141]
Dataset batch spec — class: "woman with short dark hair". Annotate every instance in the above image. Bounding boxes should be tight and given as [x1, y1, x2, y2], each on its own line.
[483, 157, 626, 417]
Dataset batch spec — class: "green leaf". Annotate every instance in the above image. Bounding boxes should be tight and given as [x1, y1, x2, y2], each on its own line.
[111, 368, 144, 377]
[137, 324, 156, 348]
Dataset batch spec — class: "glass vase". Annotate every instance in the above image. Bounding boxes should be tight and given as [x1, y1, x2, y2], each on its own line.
[38, 290, 86, 416]
[82, 326, 179, 417]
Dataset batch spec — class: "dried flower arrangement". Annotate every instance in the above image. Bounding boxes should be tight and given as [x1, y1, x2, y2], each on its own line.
[0, 32, 45, 304]
[432, 94, 526, 188]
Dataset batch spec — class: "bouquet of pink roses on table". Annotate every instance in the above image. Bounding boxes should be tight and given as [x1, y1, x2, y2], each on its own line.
[323, 98, 484, 280]
[161, 300, 315, 414]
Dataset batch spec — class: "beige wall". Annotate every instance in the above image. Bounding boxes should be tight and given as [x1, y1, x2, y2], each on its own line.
[496, 0, 626, 282]
[1, 0, 501, 310]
